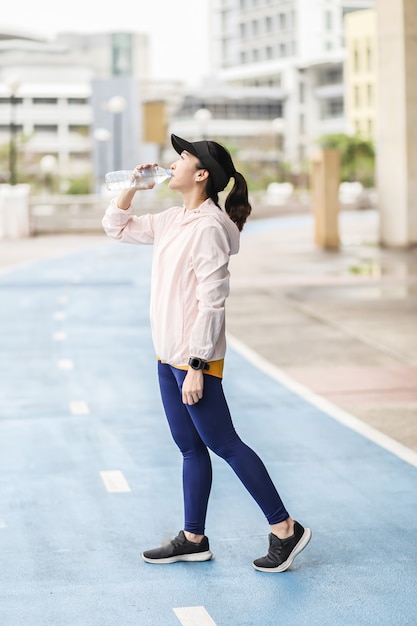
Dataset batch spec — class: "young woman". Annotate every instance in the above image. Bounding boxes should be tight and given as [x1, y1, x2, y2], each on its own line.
[102, 134, 311, 572]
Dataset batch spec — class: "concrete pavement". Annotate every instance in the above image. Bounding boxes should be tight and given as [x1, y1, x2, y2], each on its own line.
[228, 210, 417, 454]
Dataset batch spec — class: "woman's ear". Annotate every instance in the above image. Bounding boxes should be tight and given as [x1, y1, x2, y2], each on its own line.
[196, 169, 209, 182]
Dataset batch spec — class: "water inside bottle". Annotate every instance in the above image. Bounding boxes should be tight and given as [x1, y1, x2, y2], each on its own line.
[105, 167, 171, 191]
[105, 170, 136, 191]
[106, 179, 133, 191]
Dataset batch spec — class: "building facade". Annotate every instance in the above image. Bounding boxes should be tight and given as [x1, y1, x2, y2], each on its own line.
[170, 84, 285, 166]
[344, 9, 377, 139]
[0, 29, 149, 187]
[209, 0, 374, 167]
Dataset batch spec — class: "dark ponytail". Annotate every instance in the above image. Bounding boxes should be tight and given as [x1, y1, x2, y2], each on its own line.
[201, 142, 252, 231]
[224, 171, 252, 232]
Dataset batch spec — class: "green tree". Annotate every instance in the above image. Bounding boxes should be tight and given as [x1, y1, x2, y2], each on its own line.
[318, 133, 375, 187]
[66, 174, 93, 195]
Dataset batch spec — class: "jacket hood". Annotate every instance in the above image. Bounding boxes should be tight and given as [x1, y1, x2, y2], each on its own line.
[177, 198, 240, 255]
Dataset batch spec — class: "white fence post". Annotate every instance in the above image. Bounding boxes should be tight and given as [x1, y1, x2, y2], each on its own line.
[0, 184, 31, 239]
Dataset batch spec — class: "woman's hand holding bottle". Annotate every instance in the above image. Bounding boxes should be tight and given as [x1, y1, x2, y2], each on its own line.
[114, 164, 160, 210]
[106, 164, 171, 193]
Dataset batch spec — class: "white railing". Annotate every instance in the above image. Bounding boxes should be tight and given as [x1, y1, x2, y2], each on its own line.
[26, 188, 376, 235]
[29, 192, 180, 234]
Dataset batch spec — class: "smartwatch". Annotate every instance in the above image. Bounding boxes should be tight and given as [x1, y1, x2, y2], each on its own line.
[188, 357, 210, 371]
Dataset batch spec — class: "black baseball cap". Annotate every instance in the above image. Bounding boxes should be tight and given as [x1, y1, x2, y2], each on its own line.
[171, 134, 231, 192]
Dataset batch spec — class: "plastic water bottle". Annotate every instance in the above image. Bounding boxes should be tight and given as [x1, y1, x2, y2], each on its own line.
[105, 166, 172, 191]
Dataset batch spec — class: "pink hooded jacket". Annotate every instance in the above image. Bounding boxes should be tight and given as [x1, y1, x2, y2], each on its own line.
[102, 198, 240, 366]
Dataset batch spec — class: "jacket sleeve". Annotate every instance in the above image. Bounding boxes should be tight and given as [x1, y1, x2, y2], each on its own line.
[102, 198, 156, 245]
[188, 222, 231, 361]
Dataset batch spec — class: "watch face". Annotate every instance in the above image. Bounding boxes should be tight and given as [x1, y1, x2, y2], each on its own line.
[189, 357, 204, 370]
[188, 357, 209, 370]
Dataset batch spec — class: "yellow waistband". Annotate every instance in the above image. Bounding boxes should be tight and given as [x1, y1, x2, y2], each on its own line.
[158, 358, 224, 378]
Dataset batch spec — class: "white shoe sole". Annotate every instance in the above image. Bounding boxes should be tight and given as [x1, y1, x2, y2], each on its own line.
[142, 550, 213, 564]
[253, 528, 312, 573]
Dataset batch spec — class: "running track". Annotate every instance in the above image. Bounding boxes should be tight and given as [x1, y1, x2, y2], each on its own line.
[0, 234, 416, 626]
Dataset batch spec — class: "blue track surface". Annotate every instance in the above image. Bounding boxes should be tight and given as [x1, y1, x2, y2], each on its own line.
[0, 239, 416, 626]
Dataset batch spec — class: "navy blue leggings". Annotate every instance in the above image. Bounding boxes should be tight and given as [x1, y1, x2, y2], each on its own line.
[158, 362, 289, 535]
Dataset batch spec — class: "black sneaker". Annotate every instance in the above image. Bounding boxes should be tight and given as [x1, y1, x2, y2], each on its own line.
[142, 531, 213, 564]
[253, 521, 311, 573]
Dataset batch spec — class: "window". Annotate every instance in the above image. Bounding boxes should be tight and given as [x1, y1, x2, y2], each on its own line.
[0, 124, 23, 132]
[299, 82, 305, 104]
[367, 84, 373, 107]
[325, 10, 332, 31]
[34, 124, 58, 133]
[327, 99, 344, 118]
[221, 38, 228, 62]
[69, 152, 90, 160]
[354, 86, 360, 107]
[33, 98, 57, 105]
[67, 97, 88, 105]
[0, 97, 23, 105]
[354, 48, 359, 72]
[325, 67, 343, 84]
[221, 10, 228, 29]
[366, 45, 372, 72]
[69, 125, 89, 136]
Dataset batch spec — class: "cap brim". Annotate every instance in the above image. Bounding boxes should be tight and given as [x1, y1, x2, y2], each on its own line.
[171, 134, 199, 159]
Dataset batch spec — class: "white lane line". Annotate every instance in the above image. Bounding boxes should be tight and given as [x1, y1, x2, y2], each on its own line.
[53, 331, 67, 341]
[227, 333, 417, 468]
[53, 311, 66, 320]
[100, 470, 131, 493]
[69, 401, 90, 415]
[57, 359, 74, 370]
[173, 607, 217, 626]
